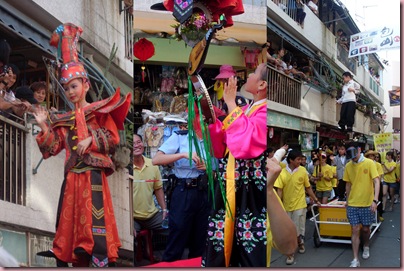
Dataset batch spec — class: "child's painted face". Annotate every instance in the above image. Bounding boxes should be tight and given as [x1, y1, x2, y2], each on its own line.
[34, 88, 46, 103]
[63, 78, 88, 103]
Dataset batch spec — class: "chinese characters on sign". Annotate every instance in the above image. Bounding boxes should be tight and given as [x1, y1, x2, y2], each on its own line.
[348, 26, 400, 58]
[373, 132, 393, 163]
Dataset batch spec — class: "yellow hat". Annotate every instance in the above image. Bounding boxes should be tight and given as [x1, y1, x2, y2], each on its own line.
[364, 150, 378, 158]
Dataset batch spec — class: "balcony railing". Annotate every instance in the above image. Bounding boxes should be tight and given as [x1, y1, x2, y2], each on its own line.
[369, 77, 380, 96]
[0, 114, 28, 205]
[267, 65, 301, 109]
[337, 44, 357, 74]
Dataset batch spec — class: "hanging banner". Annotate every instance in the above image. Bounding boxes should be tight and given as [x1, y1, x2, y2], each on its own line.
[373, 132, 393, 163]
[388, 88, 400, 106]
[348, 26, 400, 58]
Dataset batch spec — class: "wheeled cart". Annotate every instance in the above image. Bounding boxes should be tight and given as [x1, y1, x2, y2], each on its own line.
[310, 200, 382, 247]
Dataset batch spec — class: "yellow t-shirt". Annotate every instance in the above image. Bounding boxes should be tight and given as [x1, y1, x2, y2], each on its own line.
[395, 161, 401, 182]
[344, 157, 379, 207]
[274, 166, 310, 211]
[313, 164, 333, 191]
[331, 166, 337, 187]
[280, 161, 287, 169]
[133, 156, 163, 219]
[376, 162, 383, 178]
[383, 161, 397, 183]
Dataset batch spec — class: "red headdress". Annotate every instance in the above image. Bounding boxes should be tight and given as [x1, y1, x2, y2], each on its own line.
[50, 23, 89, 141]
[50, 23, 88, 84]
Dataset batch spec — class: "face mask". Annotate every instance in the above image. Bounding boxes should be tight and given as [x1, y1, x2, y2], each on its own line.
[346, 147, 358, 160]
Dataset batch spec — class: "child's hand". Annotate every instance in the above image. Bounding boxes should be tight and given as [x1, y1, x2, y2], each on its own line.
[223, 76, 237, 109]
[33, 106, 49, 131]
[76, 136, 92, 156]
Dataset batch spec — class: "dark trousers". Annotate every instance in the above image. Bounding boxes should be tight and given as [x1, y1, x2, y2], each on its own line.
[338, 101, 356, 129]
[296, 8, 306, 24]
[162, 184, 210, 262]
[377, 181, 384, 217]
[336, 179, 346, 200]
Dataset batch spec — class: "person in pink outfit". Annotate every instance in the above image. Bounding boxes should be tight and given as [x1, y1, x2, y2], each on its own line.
[202, 63, 268, 267]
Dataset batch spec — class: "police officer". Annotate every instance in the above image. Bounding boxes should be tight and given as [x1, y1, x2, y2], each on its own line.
[152, 123, 210, 262]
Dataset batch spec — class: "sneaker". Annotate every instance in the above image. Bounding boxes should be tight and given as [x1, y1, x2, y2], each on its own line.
[298, 242, 306, 254]
[379, 216, 384, 222]
[362, 246, 370, 259]
[286, 255, 294, 265]
[350, 258, 360, 267]
[394, 199, 399, 204]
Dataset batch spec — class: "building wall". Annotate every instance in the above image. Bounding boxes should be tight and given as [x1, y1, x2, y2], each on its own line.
[30, 0, 133, 75]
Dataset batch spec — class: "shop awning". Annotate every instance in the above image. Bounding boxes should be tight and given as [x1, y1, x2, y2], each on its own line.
[134, 10, 266, 47]
[0, 4, 55, 55]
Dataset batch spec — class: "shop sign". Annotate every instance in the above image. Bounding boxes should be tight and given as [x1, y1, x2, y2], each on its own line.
[300, 119, 317, 133]
[267, 111, 300, 131]
[0, 228, 27, 265]
[29, 233, 56, 267]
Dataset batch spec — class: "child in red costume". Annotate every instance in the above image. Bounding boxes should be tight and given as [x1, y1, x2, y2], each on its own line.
[34, 23, 131, 267]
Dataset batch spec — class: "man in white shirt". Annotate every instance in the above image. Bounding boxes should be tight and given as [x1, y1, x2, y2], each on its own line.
[336, 71, 360, 132]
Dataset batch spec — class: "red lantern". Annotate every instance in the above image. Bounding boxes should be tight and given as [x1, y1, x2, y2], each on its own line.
[134, 38, 155, 82]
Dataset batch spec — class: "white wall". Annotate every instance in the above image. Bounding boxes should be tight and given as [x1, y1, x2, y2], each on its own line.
[32, 0, 133, 76]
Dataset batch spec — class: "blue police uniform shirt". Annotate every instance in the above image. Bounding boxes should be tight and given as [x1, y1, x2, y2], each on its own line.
[158, 130, 206, 179]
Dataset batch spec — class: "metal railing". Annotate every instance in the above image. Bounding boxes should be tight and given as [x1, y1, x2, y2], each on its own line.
[369, 76, 379, 96]
[267, 65, 302, 109]
[0, 114, 28, 205]
[337, 44, 357, 74]
[271, 0, 298, 22]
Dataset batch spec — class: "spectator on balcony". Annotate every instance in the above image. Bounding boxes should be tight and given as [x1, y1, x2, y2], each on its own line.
[266, 41, 278, 67]
[337, 29, 350, 51]
[374, 74, 380, 84]
[30, 81, 58, 111]
[14, 85, 38, 117]
[296, 0, 306, 28]
[283, 53, 308, 81]
[337, 71, 360, 133]
[307, 0, 318, 15]
[272, 48, 288, 73]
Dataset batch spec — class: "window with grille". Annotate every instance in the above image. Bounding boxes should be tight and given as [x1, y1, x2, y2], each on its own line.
[0, 116, 28, 205]
[122, 0, 134, 61]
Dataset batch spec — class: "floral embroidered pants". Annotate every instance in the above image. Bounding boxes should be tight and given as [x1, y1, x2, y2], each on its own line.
[202, 153, 267, 267]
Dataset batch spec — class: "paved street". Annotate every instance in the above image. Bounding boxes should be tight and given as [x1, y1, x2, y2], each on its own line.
[270, 202, 401, 268]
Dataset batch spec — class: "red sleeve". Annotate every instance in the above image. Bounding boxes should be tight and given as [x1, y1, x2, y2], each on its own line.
[88, 113, 120, 154]
[36, 124, 65, 158]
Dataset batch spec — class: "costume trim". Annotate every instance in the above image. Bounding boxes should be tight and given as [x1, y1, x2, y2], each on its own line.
[223, 107, 243, 130]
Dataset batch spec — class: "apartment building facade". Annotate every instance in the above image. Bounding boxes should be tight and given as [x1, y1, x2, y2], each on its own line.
[266, 0, 386, 152]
